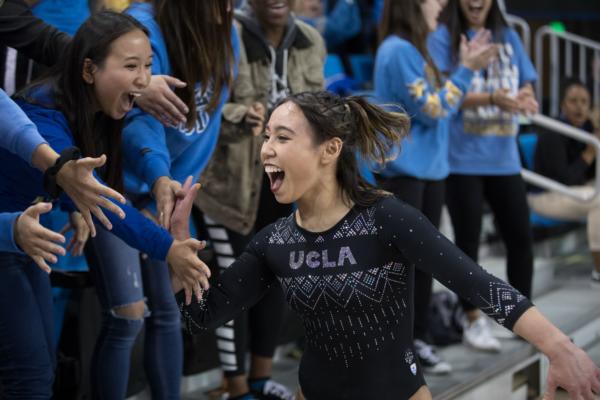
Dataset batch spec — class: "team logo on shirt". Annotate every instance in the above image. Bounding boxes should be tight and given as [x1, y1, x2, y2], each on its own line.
[410, 363, 418, 376]
[176, 85, 213, 136]
[404, 350, 418, 376]
[463, 42, 520, 137]
[288, 246, 357, 270]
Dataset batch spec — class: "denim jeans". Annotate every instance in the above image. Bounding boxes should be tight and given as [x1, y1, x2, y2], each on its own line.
[85, 228, 182, 399]
[0, 252, 55, 399]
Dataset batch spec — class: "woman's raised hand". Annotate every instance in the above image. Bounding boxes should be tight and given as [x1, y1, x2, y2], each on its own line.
[136, 75, 189, 127]
[170, 175, 200, 241]
[57, 155, 126, 237]
[60, 211, 91, 257]
[460, 29, 498, 71]
[14, 202, 66, 273]
[152, 176, 185, 230]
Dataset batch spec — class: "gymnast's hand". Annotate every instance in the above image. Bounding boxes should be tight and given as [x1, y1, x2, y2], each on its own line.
[514, 308, 600, 400]
[136, 75, 188, 127]
[57, 154, 126, 237]
[543, 340, 600, 400]
[167, 239, 210, 305]
[14, 202, 66, 273]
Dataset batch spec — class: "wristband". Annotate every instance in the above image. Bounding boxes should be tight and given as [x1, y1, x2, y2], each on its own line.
[43, 146, 81, 199]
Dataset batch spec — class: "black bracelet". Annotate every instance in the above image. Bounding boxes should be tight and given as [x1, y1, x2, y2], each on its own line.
[43, 146, 81, 199]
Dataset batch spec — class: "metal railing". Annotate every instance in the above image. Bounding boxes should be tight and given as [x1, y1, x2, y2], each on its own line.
[522, 114, 600, 202]
[535, 26, 600, 117]
[506, 14, 531, 56]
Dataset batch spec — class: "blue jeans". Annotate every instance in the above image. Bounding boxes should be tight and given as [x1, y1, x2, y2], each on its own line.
[86, 229, 182, 399]
[0, 252, 55, 399]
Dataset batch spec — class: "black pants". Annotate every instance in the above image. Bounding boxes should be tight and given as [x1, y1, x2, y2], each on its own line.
[445, 173, 533, 311]
[375, 175, 445, 343]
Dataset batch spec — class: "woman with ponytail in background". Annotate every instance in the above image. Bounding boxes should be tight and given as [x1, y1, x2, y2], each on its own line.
[429, 0, 539, 352]
[372, 0, 496, 373]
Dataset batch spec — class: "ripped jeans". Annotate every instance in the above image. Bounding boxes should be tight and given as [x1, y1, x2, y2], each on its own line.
[86, 229, 182, 400]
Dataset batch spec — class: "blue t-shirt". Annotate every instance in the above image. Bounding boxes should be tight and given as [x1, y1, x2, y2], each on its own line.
[0, 87, 173, 260]
[429, 25, 538, 175]
[123, 2, 240, 195]
[374, 35, 473, 180]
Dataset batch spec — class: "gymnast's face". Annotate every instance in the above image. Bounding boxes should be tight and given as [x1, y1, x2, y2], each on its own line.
[82, 29, 152, 120]
[261, 101, 332, 205]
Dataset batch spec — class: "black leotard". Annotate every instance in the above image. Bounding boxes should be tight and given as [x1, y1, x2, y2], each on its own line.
[177, 196, 532, 399]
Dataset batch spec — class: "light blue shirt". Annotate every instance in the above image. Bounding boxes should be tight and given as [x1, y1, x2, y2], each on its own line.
[429, 25, 538, 175]
[374, 35, 473, 180]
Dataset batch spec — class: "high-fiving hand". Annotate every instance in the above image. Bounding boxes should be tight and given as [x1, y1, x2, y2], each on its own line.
[14, 202, 66, 273]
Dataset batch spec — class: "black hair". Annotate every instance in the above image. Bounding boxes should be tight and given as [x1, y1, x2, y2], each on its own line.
[274, 91, 410, 207]
[19, 11, 149, 192]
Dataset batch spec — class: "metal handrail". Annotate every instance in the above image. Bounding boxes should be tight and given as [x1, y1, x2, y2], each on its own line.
[535, 26, 600, 117]
[522, 114, 600, 202]
[506, 14, 531, 56]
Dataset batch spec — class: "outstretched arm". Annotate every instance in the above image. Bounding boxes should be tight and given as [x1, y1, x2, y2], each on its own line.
[1, 91, 126, 235]
[378, 197, 599, 398]
[513, 308, 600, 399]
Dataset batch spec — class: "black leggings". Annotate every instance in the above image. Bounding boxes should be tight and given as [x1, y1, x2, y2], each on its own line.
[445, 173, 533, 311]
[375, 175, 444, 343]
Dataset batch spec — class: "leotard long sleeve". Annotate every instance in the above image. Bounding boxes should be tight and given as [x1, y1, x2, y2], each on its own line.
[177, 195, 532, 399]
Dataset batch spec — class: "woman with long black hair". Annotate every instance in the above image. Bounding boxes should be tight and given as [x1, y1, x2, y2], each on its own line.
[0, 11, 209, 398]
[107, 1, 239, 398]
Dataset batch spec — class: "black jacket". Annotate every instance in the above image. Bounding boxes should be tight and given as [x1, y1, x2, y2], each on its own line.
[534, 119, 596, 187]
[0, 0, 69, 66]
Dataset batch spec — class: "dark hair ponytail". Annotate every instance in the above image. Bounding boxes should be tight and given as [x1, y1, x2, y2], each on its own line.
[276, 91, 410, 207]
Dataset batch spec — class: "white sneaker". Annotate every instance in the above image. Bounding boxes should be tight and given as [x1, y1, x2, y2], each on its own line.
[463, 316, 502, 352]
[414, 339, 452, 375]
[591, 270, 600, 288]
